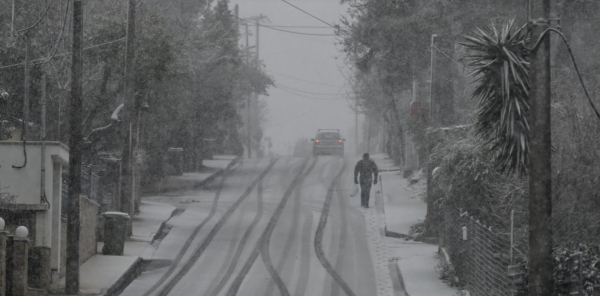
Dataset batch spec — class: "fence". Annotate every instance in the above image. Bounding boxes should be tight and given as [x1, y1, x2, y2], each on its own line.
[443, 206, 524, 296]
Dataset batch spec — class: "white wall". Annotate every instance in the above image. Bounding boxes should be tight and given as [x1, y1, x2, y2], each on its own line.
[0, 141, 69, 254]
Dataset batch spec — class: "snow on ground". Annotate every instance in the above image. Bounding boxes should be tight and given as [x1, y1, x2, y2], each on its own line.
[370, 154, 400, 171]
[376, 155, 460, 296]
[55, 255, 139, 295]
[363, 203, 394, 296]
[388, 238, 459, 296]
[381, 172, 426, 236]
[149, 155, 238, 193]
[203, 155, 238, 169]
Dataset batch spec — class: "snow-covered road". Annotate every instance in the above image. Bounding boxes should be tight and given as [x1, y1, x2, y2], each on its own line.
[122, 156, 382, 296]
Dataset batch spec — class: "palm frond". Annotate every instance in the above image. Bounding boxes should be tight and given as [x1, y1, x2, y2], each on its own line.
[462, 19, 530, 175]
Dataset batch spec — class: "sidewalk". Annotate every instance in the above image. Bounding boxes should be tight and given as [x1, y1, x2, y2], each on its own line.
[52, 155, 240, 296]
[372, 154, 460, 296]
[146, 155, 239, 194]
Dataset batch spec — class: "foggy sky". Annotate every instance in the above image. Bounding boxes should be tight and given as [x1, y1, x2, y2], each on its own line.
[228, 0, 358, 155]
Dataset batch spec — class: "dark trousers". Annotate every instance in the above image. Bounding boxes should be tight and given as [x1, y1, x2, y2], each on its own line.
[360, 182, 372, 207]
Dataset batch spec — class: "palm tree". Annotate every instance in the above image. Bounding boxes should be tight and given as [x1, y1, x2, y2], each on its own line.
[461, 19, 530, 175]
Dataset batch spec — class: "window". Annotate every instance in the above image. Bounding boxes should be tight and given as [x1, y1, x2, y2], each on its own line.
[317, 132, 340, 139]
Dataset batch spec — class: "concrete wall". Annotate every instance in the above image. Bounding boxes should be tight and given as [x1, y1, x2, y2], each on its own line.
[0, 142, 69, 205]
[0, 141, 69, 250]
[58, 196, 99, 278]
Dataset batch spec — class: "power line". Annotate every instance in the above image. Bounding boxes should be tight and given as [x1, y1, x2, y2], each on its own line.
[432, 46, 466, 69]
[0, 37, 126, 70]
[39, 0, 70, 66]
[276, 85, 345, 101]
[237, 17, 337, 36]
[275, 83, 346, 96]
[17, 0, 54, 34]
[267, 70, 345, 88]
[280, 0, 335, 28]
[545, 28, 600, 119]
[267, 25, 341, 29]
[261, 25, 337, 36]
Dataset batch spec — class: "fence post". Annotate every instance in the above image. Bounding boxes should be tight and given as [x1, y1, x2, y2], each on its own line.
[510, 210, 514, 265]
[0, 219, 6, 296]
[579, 252, 583, 296]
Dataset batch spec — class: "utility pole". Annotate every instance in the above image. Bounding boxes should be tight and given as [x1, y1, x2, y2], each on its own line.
[234, 5, 239, 32]
[366, 116, 371, 154]
[355, 101, 359, 155]
[429, 34, 437, 127]
[11, 0, 15, 36]
[425, 33, 437, 235]
[528, 0, 553, 295]
[120, 0, 137, 217]
[254, 18, 260, 158]
[22, 34, 31, 140]
[66, 0, 83, 293]
[245, 22, 252, 159]
[41, 73, 47, 204]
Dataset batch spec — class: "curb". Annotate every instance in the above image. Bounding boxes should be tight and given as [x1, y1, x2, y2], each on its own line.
[104, 257, 145, 296]
[191, 155, 242, 190]
[145, 155, 242, 195]
[394, 260, 410, 296]
[150, 207, 180, 244]
[107, 156, 242, 296]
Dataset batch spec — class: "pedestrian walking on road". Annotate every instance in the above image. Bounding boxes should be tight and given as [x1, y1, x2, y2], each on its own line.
[354, 153, 378, 208]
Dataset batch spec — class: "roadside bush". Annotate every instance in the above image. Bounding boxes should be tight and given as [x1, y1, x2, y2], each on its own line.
[430, 129, 528, 232]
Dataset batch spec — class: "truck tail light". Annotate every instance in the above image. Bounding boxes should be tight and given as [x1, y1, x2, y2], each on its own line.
[315, 139, 320, 143]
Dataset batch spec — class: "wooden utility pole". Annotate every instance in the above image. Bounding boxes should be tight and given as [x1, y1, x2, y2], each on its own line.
[254, 19, 260, 158]
[23, 35, 31, 140]
[120, 0, 137, 217]
[426, 34, 437, 227]
[234, 5, 239, 30]
[66, 0, 83, 293]
[528, 0, 553, 295]
[245, 23, 251, 158]
[355, 101, 359, 155]
[11, 0, 15, 36]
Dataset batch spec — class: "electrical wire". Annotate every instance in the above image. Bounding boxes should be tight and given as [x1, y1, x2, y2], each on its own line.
[0, 37, 126, 70]
[260, 25, 337, 36]
[17, 0, 54, 34]
[276, 85, 345, 101]
[534, 28, 600, 120]
[432, 46, 466, 69]
[280, 0, 335, 28]
[237, 17, 337, 37]
[267, 70, 345, 88]
[267, 25, 340, 29]
[275, 83, 346, 96]
[39, 0, 70, 66]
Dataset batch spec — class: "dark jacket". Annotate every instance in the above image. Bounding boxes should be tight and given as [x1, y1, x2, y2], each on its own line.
[354, 159, 378, 184]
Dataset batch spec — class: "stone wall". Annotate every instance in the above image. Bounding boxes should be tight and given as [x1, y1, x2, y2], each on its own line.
[59, 195, 99, 277]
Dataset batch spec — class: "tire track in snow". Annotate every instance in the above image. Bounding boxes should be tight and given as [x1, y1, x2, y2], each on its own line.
[154, 159, 278, 296]
[263, 158, 316, 296]
[207, 178, 265, 296]
[293, 209, 313, 296]
[331, 177, 350, 296]
[314, 160, 358, 296]
[207, 158, 293, 296]
[140, 159, 249, 296]
[226, 158, 316, 296]
[203, 190, 247, 294]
